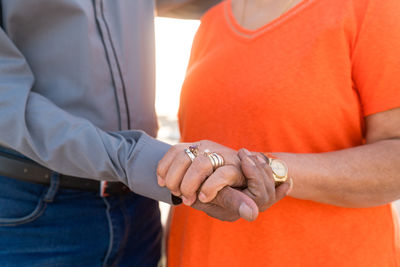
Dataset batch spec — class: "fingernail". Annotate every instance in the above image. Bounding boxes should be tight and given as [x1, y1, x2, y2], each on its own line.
[246, 156, 256, 166]
[157, 175, 165, 187]
[199, 192, 207, 202]
[182, 196, 191, 206]
[243, 148, 252, 156]
[239, 203, 253, 221]
[256, 155, 267, 164]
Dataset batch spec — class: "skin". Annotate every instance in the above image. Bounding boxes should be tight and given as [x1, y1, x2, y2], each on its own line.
[278, 108, 400, 208]
[232, 0, 303, 30]
[157, 141, 291, 221]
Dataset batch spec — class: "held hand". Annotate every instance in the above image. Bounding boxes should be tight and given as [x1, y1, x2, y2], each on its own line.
[237, 149, 291, 212]
[157, 140, 245, 206]
[178, 149, 291, 222]
[191, 186, 259, 222]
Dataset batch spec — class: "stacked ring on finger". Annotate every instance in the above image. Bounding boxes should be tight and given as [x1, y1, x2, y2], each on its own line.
[189, 145, 199, 157]
[184, 148, 196, 162]
[207, 152, 225, 170]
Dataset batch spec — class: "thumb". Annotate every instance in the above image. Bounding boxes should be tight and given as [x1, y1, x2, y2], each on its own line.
[215, 186, 259, 222]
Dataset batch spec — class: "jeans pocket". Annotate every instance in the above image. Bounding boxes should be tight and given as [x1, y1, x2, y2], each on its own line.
[0, 176, 51, 227]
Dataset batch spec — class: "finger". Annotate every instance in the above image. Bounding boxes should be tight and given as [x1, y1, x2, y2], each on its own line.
[252, 154, 275, 202]
[197, 165, 245, 203]
[253, 153, 290, 202]
[275, 178, 292, 202]
[214, 186, 259, 222]
[238, 149, 269, 208]
[179, 154, 214, 205]
[191, 201, 237, 222]
[157, 144, 187, 186]
[164, 150, 193, 196]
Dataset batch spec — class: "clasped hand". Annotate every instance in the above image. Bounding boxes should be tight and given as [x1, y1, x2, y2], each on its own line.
[157, 140, 291, 222]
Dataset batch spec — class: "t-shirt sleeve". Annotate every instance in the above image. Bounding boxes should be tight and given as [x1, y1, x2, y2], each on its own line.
[352, 0, 400, 116]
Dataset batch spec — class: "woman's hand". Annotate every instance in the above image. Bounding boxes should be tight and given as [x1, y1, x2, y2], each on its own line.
[237, 149, 291, 212]
[157, 140, 246, 206]
[190, 148, 291, 221]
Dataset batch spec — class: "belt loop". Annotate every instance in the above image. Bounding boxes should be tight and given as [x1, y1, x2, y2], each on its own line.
[43, 172, 60, 203]
[100, 181, 110, 197]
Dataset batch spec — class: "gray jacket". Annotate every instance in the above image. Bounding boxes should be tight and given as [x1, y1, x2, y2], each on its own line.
[0, 0, 219, 204]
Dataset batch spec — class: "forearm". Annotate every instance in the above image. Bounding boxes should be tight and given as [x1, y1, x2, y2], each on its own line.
[3, 92, 173, 203]
[273, 139, 400, 208]
[0, 28, 174, 203]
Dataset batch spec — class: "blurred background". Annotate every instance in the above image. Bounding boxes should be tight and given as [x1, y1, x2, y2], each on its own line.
[154, 17, 200, 224]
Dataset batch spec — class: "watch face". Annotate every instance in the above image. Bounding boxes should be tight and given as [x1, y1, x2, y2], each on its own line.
[270, 159, 288, 178]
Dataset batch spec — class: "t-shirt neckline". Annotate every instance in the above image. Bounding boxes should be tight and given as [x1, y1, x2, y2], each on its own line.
[224, 0, 312, 39]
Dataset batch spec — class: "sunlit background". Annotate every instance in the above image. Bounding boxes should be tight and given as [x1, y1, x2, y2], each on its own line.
[155, 17, 200, 145]
[154, 17, 200, 225]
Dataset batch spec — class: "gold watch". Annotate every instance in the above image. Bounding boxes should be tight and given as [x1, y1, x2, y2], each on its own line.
[263, 154, 288, 187]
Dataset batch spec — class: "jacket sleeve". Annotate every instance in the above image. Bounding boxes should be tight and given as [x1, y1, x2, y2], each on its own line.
[0, 27, 175, 204]
[156, 0, 221, 19]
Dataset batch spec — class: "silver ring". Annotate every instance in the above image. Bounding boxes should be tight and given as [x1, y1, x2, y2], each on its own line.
[213, 153, 224, 167]
[208, 154, 217, 167]
[184, 148, 196, 162]
[207, 152, 224, 170]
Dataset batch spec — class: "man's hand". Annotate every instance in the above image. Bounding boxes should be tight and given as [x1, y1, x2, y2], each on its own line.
[157, 140, 245, 206]
[191, 186, 259, 222]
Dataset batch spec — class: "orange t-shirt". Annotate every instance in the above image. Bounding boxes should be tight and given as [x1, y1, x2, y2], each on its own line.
[168, 0, 400, 266]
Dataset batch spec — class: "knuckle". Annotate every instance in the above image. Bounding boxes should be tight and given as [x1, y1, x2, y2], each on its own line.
[180, 183, 194, 196]
[220, 167, 240, 186]
[200, 184, 212, 196]
[178, 152, 191, 165]
[156, 165, 164, 177]
[165, 178, 179, 192]
[180, 187, 190, 197]
[263, 164, 274, 176]
[254, 191, 269, 207]
[201, 183, 218, 199]
[170, 145, 180, 153]
[200, 140, 210, 145]
[192, 156, 212, 174]
[222, 166, 236, 177]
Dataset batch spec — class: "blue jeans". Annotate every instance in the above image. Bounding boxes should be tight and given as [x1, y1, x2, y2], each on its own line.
[0, 173, 162, 267]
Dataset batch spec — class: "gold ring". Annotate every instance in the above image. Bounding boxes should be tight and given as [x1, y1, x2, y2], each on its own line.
[189, 145, 199, 157]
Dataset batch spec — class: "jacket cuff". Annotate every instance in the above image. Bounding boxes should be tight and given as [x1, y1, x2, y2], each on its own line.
[126, 133, 176, 204]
